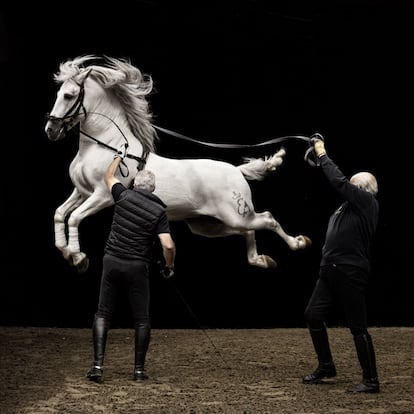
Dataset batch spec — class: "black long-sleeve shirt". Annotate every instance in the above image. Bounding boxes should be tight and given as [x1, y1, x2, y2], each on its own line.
[319, 155, 379, 272]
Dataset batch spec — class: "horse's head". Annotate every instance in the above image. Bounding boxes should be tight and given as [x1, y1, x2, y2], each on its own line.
[46, 55, 158, 154]
[45, 68, 92, 141]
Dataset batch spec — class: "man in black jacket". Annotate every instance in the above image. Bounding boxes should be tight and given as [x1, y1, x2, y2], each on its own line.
[87, 145, 176, 383]
[302, 137, 380, 393]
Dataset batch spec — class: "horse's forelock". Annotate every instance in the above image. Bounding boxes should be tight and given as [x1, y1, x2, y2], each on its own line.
[54, 55, 100, 83]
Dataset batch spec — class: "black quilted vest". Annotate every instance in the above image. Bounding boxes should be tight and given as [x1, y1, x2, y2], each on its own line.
[104, 189, 167, 261]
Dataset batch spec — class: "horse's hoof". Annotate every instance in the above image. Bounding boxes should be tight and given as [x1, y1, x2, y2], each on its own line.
[76, 257, 90, 274]
[250, 255, 277, 269]
[263, 255, 277, 268]
[296, 235, 312, 249]
[302, 235, 312, 247]
[62, 249, 74, 265]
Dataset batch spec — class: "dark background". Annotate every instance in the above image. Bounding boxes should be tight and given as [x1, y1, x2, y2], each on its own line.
[0, 0, 412, 328]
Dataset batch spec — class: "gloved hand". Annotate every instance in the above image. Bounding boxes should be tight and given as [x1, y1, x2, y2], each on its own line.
[311, 138, 326, 158]
[114, 143, 129, 160]
[160, 266, 175, 279]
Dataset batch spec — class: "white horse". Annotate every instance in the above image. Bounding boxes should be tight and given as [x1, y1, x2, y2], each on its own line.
[45, 55, 311, 273]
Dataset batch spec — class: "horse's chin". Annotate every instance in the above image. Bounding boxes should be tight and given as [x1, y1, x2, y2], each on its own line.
[47, 126, 66, 142]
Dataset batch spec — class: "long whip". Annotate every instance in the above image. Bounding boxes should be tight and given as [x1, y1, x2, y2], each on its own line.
[162, 272, 229, 367]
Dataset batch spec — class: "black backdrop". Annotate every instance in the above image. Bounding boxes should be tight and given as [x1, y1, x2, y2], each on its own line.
[1, 1, 412, 328]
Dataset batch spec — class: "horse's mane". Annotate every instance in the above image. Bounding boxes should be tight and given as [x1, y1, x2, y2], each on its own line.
[54, 55, 158, 153]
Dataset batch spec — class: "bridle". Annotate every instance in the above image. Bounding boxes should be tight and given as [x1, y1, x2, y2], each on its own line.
[46, 74, 148, 175]
[46, 79, 87, 134]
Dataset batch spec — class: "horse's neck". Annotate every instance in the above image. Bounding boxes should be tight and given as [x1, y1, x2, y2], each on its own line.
[80, 109, 143, 155]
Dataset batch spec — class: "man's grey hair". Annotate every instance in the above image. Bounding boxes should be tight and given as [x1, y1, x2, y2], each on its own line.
[350, 172, 378, 196]
[133, 169, 156, 193]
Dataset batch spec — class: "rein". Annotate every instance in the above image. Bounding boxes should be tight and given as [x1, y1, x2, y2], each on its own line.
[79, 128, 149, 174]
[153, 125, 323, 167]
[79, 110, 148, 174]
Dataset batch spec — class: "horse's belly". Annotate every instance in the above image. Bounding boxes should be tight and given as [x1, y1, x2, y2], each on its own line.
[154, 186, 199, 220]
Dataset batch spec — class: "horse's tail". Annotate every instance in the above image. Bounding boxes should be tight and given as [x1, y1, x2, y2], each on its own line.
[238, 148, 286, 181]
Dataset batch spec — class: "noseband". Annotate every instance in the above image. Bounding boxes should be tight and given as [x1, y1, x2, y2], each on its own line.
[45, 79, 87, 132]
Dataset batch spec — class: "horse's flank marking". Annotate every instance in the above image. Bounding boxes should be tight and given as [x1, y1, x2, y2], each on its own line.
[232, 191, 251, 217]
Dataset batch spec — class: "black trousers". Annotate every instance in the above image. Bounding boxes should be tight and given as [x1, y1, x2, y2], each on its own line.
[96, 254, 150, 326]
[304, 264, 369, 336]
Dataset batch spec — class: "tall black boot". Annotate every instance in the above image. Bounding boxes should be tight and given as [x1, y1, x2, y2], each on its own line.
[133, 322, 150, 381]
[303, 325, 337, 384]
[347, 333, 379, 393]
[87, 316, 109, 383]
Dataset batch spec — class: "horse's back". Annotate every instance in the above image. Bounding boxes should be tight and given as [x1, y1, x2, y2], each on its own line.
[147, 154, 253, 219]
[147, 154, 249, 190]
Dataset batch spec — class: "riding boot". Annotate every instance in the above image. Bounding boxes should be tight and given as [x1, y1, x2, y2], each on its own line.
[303, 325, 337, 384]
[87, 316, 109, 383]
[346, 333, 380, 393]
[133, 322, 150, 380]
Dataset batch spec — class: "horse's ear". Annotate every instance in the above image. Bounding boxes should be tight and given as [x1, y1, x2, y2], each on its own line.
[77, 67, 93, 84]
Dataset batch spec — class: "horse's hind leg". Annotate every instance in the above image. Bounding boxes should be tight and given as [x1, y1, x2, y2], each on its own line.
[241, 212, 311, 268]
[244, 230, 277, 268]
[249, 211, 312, 251]
[185, 218, 277, 269]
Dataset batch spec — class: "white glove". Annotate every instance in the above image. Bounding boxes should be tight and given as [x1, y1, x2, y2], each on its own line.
[311, 138, 326, 158]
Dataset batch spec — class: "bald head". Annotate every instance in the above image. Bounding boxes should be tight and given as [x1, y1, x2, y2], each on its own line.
[350, 172, 378, 196]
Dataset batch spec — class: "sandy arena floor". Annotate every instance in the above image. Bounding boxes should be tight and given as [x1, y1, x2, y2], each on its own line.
[1, 327, 413, 413]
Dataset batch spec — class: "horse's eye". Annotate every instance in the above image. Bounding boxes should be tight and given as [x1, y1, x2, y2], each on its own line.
[64, 93, 74, 100]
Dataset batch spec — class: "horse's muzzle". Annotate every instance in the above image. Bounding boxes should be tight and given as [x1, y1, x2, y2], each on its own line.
[45, 118, 67, 141]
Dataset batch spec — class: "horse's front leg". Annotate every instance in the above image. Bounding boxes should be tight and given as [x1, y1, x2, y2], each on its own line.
[54, 188, 83, 264]
[66, 191, 113, 273]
